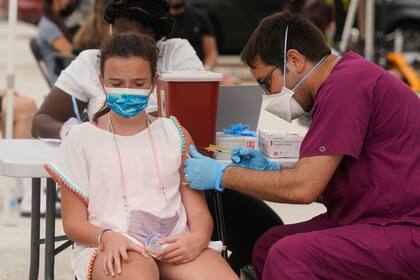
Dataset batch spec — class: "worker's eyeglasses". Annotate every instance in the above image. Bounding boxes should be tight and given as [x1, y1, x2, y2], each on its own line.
[257, 63, 281, 92]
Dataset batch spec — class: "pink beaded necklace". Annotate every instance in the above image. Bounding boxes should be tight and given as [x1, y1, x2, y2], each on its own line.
[107, 113, 169, 214]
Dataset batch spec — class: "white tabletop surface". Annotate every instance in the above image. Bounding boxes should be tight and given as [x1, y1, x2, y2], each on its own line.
[0, 139, 60, 178]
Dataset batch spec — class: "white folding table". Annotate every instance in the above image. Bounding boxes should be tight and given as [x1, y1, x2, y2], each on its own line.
[0, 139, 67, 280]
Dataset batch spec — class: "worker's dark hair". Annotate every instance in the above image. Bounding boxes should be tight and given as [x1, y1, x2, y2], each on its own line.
[93, 33, 158, 122]
[43, 0, 72, 40]
[241, 12, 331, 69]
[302, 0, 335, 35]
[104, 0, 174, 41]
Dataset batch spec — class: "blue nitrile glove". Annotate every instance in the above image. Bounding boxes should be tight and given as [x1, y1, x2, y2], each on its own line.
[184, 145, 229, 191]
[231, 147, 280, 171]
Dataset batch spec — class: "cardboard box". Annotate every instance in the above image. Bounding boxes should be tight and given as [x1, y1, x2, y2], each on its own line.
[215, 132, 258, 160]
[259, 130, 304, 158]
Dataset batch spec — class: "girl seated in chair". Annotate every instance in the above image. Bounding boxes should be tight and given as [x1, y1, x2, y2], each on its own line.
[46, 33, 238, 280]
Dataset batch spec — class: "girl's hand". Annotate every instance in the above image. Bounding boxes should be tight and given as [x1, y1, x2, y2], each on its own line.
[101, 231, 149, 277]
[155, 233, 208, 264]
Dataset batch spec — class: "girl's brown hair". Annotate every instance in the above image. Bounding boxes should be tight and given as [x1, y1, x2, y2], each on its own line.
[93, 33, 158, 122]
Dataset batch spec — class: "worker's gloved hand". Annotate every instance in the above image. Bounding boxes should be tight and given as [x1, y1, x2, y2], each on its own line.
[184, 145, 229, 192]
[231, 147, 280, 171]
[59, 117, 81, 139]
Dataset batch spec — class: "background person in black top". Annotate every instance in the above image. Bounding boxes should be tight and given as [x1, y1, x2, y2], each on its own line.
[168, 0, 218, 69]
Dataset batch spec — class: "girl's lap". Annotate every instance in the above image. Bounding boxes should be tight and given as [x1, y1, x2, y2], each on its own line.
[88, 245, 238, 280]
[158, 249, 239, 280]
[92, 251, 159, 280]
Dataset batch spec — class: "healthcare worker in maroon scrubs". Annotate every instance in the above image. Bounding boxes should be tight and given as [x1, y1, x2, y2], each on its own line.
[184, 12, 420, 280]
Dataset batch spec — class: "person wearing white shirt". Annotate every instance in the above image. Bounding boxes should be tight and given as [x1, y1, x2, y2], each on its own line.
[32, 0, 204, 138]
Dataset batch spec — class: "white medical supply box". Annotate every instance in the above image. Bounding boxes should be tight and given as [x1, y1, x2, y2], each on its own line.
[259, 130, 304, 158]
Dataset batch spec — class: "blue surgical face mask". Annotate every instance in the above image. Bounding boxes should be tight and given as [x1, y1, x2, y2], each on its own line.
[105, 87, 151, 119]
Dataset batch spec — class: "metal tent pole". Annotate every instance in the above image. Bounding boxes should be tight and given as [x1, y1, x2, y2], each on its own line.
[2, 0, 18, 220]
[6, 0, 17, 139]
[339, 0, 359, 53]
[365, 0, 375, 60]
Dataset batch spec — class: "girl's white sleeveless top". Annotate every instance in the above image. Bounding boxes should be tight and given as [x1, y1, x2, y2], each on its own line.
[46, 117, 188, 279]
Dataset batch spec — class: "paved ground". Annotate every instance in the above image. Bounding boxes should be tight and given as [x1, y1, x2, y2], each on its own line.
[0, 20, 326, 279]
[0, 191, 73, 280]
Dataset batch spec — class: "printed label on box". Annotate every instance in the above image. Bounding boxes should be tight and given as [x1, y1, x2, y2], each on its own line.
[258, 130, 304, 158]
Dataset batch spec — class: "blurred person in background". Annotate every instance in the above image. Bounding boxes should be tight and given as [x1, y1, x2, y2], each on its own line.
[284, 0, 344, 44]
[0, 91, 36, 139]
[284, 0, 307, 13]
[37, 0, 75, 84]
[302, 1, 341, 58]
[65, 0, 93, 36]
[167, 0, 218, 70]
[73, 0, 112, 50]
[303, 1, 335, 41]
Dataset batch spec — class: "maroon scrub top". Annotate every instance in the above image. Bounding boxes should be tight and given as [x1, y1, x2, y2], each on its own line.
[300, 51, 420, 226]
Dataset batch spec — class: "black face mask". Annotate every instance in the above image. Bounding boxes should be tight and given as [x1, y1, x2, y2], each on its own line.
[170, 1, 186, 9]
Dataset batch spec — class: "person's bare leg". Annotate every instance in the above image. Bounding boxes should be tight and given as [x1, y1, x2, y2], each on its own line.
[12, 95, 37, 139]
[158, 249, 239, 280]
[0, 94, 37, 139]
[92, 251, 159, 280]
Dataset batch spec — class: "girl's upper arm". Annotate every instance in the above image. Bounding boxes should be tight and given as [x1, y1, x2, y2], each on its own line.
[180, 126, 193, 167]
[60, 185, 88, 227]
[179, 127, 208, 215]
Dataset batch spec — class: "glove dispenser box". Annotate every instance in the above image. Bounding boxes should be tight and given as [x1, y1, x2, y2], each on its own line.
[157, 71, 224, 155]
